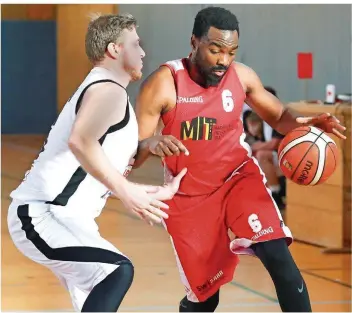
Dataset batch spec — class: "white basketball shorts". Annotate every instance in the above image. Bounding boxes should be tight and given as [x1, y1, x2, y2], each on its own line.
[7, 199, 130, 311]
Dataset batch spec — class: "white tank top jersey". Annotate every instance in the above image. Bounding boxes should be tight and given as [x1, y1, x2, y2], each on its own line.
[10, 67, 138, 217]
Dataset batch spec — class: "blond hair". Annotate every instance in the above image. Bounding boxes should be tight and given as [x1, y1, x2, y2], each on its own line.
[85, 13, 137, 63]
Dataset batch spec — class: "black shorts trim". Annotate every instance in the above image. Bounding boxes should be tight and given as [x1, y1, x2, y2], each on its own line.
[17, 204, 129, 265]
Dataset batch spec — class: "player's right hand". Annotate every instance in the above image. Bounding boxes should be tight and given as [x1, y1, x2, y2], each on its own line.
[296, 113, 347, 139]
[117, 182, 170, 225]
[148, 135, 189, 157]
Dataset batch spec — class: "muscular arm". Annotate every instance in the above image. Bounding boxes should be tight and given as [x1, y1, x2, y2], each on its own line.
[236, 63, 301, 135]
[68, 83, 129, 197]
[134, 66, 176, 168]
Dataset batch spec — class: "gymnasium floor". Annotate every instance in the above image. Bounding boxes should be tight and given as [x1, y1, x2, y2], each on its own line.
[2, 135, 351, 312]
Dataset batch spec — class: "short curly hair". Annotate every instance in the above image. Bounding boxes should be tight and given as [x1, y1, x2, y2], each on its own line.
[192, 6, 239, 39]
[85, 13, 137, 63]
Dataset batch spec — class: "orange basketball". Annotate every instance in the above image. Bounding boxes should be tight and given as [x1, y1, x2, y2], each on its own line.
[277, 126, 338, 186]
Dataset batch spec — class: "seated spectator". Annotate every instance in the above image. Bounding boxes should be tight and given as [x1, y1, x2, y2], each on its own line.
[242, 86, 286, 211]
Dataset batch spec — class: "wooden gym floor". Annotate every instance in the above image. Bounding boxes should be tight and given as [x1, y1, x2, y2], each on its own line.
[2, 135, 351, 312]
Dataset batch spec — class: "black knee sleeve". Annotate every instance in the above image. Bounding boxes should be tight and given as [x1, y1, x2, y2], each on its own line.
[252, 239, 311, 312]
[179, 290, 219, 312]
[82, 261, 134, 312]
[252, 238, 298, 281]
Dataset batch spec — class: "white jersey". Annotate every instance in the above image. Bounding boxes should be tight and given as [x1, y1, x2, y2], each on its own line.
[10, 67, 138, 217]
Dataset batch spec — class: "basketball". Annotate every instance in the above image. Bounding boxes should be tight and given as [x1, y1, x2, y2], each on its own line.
[278, 126, 338, 186]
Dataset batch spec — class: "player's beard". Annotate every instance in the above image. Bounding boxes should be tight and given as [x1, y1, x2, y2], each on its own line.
[125, 65, 142, 82]
[194, 53, 229, 87]
[122, 53, 143, 82]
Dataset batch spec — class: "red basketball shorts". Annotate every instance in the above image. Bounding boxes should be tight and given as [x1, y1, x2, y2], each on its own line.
[163, 158, 293, 302]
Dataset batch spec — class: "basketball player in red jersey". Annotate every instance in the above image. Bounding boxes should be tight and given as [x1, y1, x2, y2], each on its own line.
[134, 7, 346, 312]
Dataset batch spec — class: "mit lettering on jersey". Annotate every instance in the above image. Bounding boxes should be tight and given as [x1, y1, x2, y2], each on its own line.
[159, 58, 249, 196]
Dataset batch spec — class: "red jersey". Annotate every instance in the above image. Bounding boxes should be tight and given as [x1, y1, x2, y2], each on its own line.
[161, 58, 251, 196]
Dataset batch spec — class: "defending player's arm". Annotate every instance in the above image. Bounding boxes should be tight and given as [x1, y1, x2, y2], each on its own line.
[237, 63, 346, 139]
[134, 67, 189, 168]
[68, 83, 169, 224]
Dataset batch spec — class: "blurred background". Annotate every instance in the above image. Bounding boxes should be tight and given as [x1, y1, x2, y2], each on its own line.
[1, 4, 351, 312]
[1, 4, 351, 134]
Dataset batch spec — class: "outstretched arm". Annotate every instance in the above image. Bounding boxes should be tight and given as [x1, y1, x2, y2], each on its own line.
[236, 63, 346, 139]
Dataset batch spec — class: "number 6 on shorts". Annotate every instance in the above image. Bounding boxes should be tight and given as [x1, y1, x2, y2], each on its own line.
[248, 213, 262, 233]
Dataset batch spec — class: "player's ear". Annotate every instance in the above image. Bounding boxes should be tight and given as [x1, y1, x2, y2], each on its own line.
[190, 35, 197, 51]
[106, 42, 120, 60]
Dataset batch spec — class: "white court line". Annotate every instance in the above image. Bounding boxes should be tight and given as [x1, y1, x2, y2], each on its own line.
[4, 299, 352, 312]
[119, 300, 352, 311]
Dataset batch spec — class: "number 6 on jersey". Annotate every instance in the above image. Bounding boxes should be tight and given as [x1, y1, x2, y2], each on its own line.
[221, 89, 234, 112]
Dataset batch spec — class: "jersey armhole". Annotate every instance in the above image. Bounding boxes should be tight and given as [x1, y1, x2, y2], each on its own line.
[75, 79, 130, 136]
[232, 62, 247, 98]
[160, 64, 176, 80]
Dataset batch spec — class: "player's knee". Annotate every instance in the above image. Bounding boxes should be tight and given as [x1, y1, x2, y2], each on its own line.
[117, 260, 134, 285]
[107, 260, 135, 290]
[252, 239, 299, 282]
[82, 260, 134, 312]
[104, 261, 135, 296]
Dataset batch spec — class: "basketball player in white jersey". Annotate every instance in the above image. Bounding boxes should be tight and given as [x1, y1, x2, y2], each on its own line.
[7, 13, 186, 312]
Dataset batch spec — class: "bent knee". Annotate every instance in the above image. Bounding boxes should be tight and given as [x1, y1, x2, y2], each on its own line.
[253, 239, 298, 279]
[118, 260, 134, 283]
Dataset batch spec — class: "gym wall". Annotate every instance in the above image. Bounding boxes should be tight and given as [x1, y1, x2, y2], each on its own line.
[2, 4, 351, 134]
[120, 4, 351, 104]
[1, 4, 117, 134]
[1, 5, 57, 134]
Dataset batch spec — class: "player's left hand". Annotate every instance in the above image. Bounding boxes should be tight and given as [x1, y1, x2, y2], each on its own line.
[143, 168, 187, 201]
[138, 168, 187, 226]
[296, 113, 347, 139]
[148, 135, 190, 157]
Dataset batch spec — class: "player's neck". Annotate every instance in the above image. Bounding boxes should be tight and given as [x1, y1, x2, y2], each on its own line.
[94, 60, 130, 88]
[186, 58, 206, 87]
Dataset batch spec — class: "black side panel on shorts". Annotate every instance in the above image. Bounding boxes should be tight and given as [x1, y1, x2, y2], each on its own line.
[17, 204, 129, 265]
[47, 79, 130, 206]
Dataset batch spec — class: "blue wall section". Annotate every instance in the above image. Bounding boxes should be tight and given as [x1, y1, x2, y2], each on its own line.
[1, 21, 57, 134]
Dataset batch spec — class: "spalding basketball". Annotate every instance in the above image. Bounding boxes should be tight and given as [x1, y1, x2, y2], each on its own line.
[278, 126, 338, 186]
